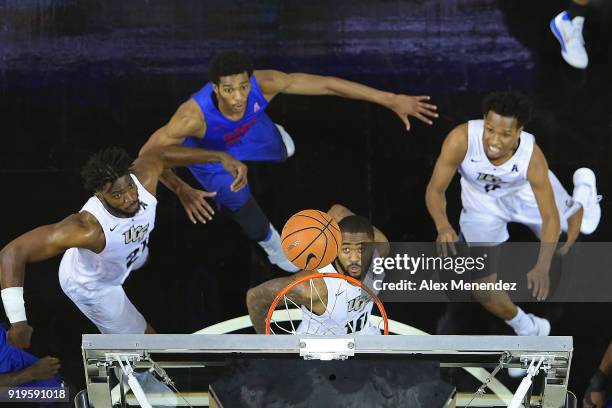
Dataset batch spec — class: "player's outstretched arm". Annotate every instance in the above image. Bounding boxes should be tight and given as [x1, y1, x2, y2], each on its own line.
[133, 146, 248, 198]
[526, 145, 561, 301]
[254, 69, 438, 131]
[327, 204, 390, 256]
[0, 356, 61, 387]
[246, 270, 319, 334]
[139, 101, 219, 224]
[0, 213, 102, 348]
[425, 124, 467, 257]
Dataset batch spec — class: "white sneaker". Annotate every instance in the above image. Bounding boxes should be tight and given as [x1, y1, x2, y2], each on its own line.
[508, 314, 550, 377]
[573, 168, 602, 234]
[550, 11, 588, 69]
[529, 313, 551, 336]
[276, 124, 295, 158]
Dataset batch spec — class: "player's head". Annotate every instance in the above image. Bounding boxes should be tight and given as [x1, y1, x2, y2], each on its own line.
[481, 91, 532, 161]
[335, 215, 375, 280]
[209, 51, 254, 116]
[81, 147, 139, 217]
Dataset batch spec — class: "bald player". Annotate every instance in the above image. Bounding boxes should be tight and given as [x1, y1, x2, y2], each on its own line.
[247, 204, 389, 335]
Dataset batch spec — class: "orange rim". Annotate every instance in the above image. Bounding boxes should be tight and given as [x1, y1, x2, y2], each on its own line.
[265, 272, 389, 335]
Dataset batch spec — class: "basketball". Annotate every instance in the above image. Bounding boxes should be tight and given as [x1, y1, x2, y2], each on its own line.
[281, 209, 342, 270]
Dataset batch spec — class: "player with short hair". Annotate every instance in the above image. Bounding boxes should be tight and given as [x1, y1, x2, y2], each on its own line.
[247, 204, 389, 335]
[140, 50, 436, 272]
[0, 146, 246, 348]
[425, 91, 601, 337]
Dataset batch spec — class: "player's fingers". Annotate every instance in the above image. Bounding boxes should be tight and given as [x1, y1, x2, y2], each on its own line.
[230, 169, 247, 192]
[419, 106, 439, 118]
[415, 95, 431, 101]
[184, 208, 197, 224]
[532, 278, 540, 298]
[414, 112, 433, 125]
[541, 279, 550, 300]
[200, 200, 215, 219]
[193, 204, 212, 222]
[436, 240, 443, 257]
[200, 190, 217, 198]
[419, 102, 437, 111]
[527, 275, 533, 290]
[449, 240, 457, 256]
[197, 195, 215, 215]
[440, 240, 448, 258]
[400, 115, 411, 131]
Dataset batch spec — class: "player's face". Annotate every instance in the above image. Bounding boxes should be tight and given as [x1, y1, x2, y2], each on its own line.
[97, 175, 140, 218]
[213, 72, 251, 117]
[482, 111, 522, 162]
[336, 231, 374, 280]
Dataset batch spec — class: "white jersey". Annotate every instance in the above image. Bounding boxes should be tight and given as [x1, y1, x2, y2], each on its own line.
[59, 174, 157, 292]
[458, 119, 534, 201]
[297, 258, 382, 336]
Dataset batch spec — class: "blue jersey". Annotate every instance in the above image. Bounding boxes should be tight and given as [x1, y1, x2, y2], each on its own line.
[0, 325, 62, 388]
[183, 74, 286, 172]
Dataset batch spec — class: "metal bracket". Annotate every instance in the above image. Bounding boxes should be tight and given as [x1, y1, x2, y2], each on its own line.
[104, 353, 142, 363]
[299, 338, 356, 361]
[519, 354, 555, 370]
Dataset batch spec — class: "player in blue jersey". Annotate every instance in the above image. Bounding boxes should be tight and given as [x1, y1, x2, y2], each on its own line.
[140, 51, 438, 272]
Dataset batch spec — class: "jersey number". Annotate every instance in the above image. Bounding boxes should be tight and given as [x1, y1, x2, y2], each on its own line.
[126, 238, 149, 268]
[345, 312, 368, 334]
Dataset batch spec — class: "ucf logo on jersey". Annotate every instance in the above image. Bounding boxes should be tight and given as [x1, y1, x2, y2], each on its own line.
[347, 294, 371, 313]
[477, 173, 502, 193]
[123, 224, 150, 245]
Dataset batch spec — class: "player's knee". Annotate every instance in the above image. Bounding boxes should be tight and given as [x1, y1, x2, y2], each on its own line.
[229, 197, 271, 242]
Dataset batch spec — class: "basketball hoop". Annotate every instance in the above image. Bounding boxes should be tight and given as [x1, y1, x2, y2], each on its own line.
[265, 272, 389, 335]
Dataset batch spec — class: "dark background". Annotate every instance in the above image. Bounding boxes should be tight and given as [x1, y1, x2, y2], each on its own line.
[1, 0, 611, 400]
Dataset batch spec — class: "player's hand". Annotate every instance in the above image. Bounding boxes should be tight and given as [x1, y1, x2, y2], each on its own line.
[436, 225, 458, 257]
[527, 264, 550, 301]
[176, 184, 217, 224]
[389, 94, 438, 131]
[219, 153, 248, 192]
[583, 390, 607, 408]
[7, 321, 33, 349]
[25, 357, 61, 381]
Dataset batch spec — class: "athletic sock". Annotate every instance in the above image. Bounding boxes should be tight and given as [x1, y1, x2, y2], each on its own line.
[258, 225, 299, 272]
[505, 307, 537, 336]
[567, 1, 588, 19]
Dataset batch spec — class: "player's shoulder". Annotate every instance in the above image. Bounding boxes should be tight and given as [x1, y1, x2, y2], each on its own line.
[442, 123, 469, 158]
[176, 99, 205, 126]
[49, 212, 103, 244]
[65, 212, 102, 233]
[449, 122, 469, 140]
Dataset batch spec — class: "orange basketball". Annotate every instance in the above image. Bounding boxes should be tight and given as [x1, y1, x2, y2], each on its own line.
[281, 209, 342, 271]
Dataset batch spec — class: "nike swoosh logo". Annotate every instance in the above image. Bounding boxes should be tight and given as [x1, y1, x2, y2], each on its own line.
[470, 158, 480, 163]
[110, 225, 118, 231]
[335, 290, 345, 297]
[305, 253, 318, 268]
